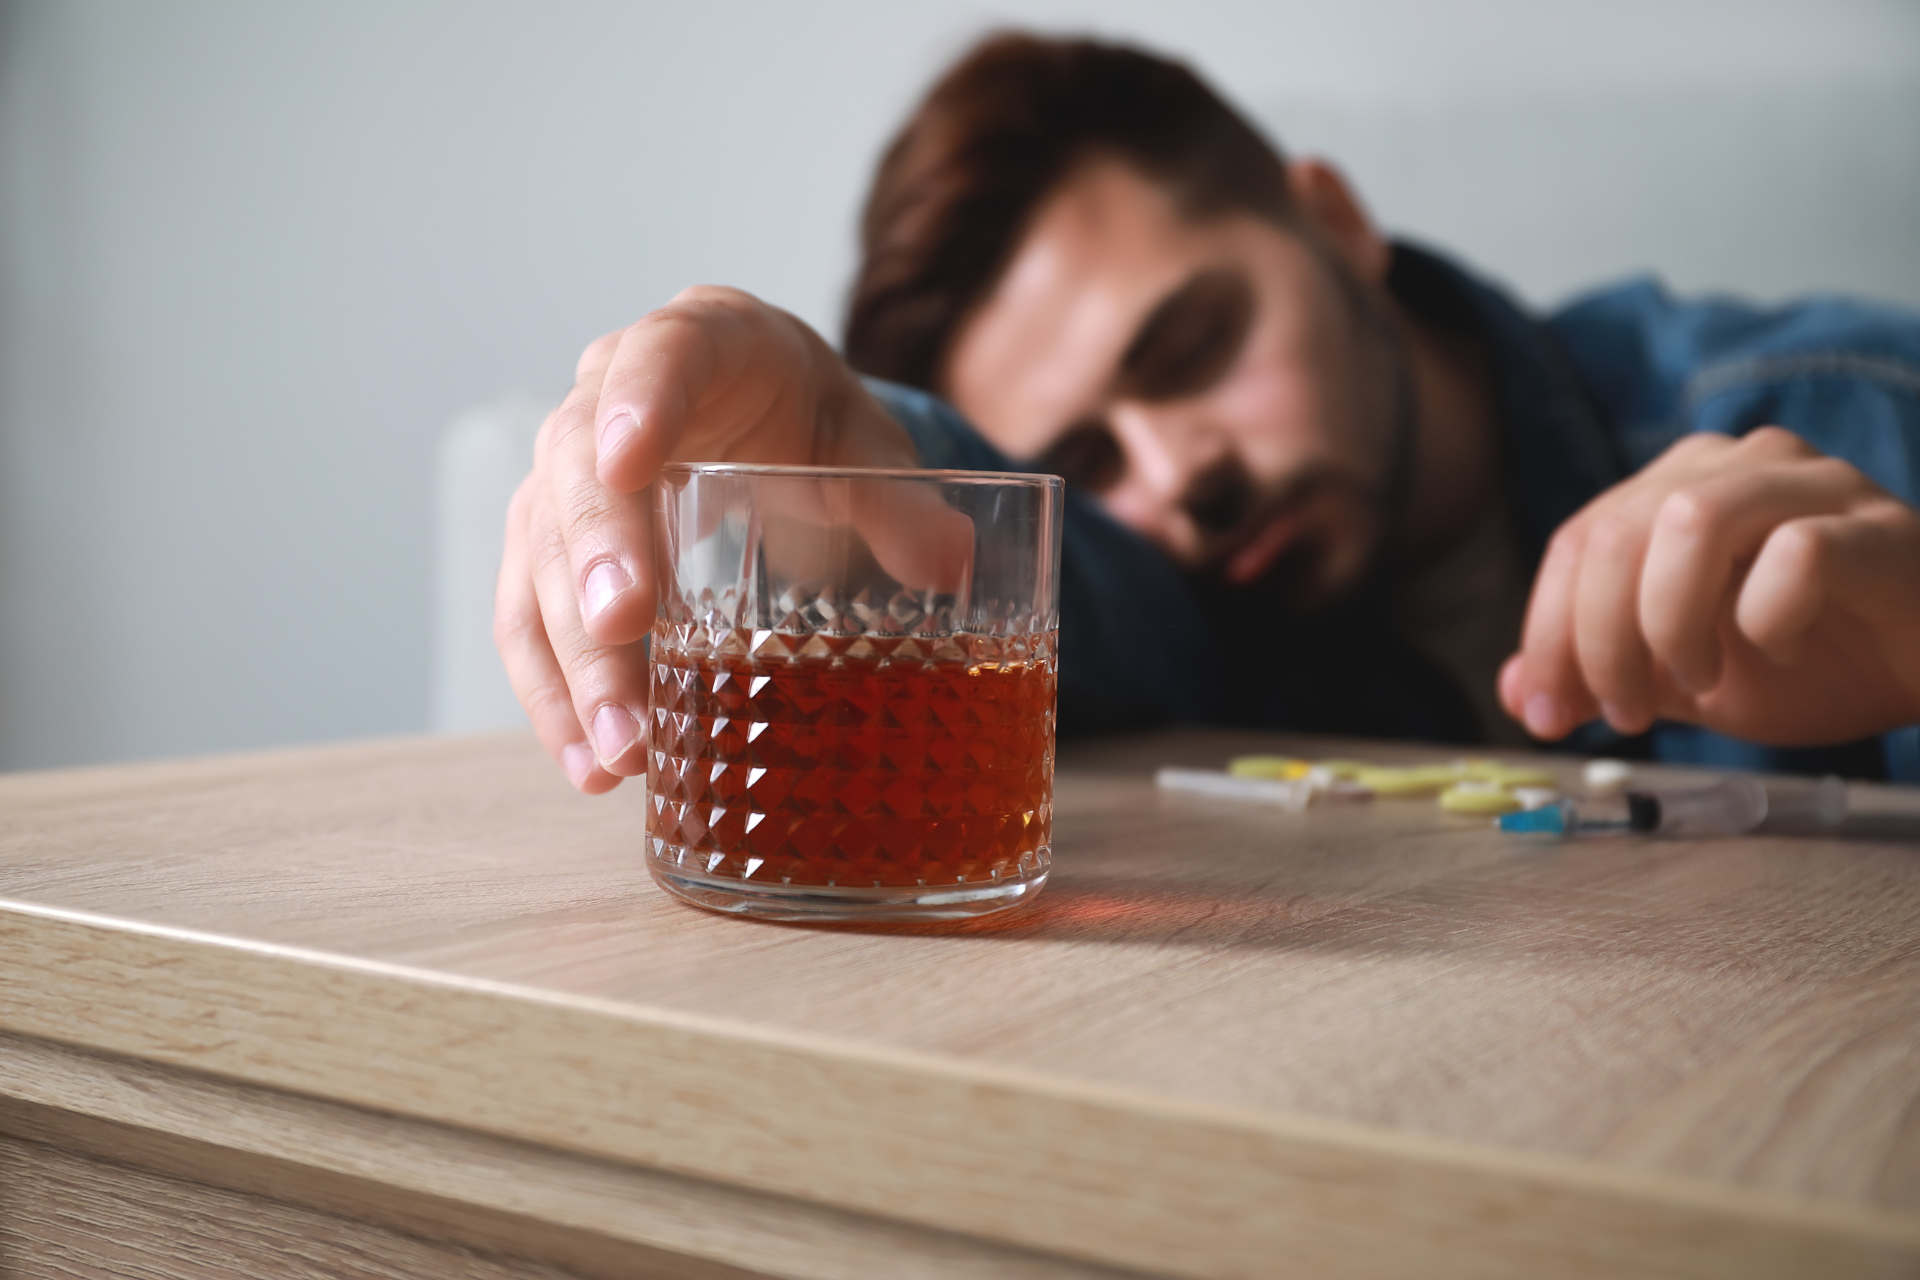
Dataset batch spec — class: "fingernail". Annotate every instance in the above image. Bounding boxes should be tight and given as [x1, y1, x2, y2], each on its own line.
[1524, 693, 1563, 738]
[582, 560, 630, 622]
[593, 702, 642, 768]
[561, 742, 596, 789]
[596, 407, 635, 457]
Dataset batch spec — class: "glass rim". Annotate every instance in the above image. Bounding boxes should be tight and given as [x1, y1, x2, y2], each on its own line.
[659, 460, 1062, 489]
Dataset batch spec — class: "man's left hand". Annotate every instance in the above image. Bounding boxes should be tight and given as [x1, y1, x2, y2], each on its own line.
[1500, 426, 1920, 747]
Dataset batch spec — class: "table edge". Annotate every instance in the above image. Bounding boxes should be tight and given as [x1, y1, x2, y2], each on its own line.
[5, 896, 1916, 1279]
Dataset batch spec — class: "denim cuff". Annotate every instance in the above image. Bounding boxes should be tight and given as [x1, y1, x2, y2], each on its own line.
[1887, 725, 1920, 785]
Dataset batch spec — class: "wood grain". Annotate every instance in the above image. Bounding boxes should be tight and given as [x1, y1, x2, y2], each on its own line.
[0, 1136, 592, 1280]
[3, 729, 1920, 1277]
[0, 1032, 1141, 1280]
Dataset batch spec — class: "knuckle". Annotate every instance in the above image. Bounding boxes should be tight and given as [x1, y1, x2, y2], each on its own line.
[1654, 486, 1718, 541]
[521, 678, 582, 730]
[492, 599, 537, 653]
[1666, 431, 1729, 463]
[528, 514, 575, 581]
[1742, 424, 1814, 458]
[1769, 520, 1828, 575]
[522, 490, 576, 580]
[670, 283, 748, 309]
[505, 473, 534, 524]
[557, 641, 640, 704]
[576, 330, 622, 377]
[538, 393, 598, 455]
[558, 473, 626, 537]
[630, 302, 718, 350]
[1804, 455, 1861, 490]
[1585, 509, 1642, 561]
[1545, 521, 1586, 565]
[535, 398, 592, 462]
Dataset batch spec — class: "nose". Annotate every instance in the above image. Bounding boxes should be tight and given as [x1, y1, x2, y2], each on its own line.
[1181, 456, 1257, 536]
[1105, 402, 1247, 551]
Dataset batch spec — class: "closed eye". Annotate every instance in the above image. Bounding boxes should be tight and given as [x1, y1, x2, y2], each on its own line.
[1116, 268, 1255, 402]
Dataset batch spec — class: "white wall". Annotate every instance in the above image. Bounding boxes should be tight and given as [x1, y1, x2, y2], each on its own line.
[3, 0, 1918, 770]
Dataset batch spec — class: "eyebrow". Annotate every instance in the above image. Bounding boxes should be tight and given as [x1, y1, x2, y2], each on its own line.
[1112, 267, 1254, 402]
[1121, 271, 1216, 370]
[1020, 267, 1254, 465]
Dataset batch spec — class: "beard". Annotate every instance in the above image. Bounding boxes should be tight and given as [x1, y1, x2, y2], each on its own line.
[1315, 241, 1420, 584]
[1216, 243, 1419, 612]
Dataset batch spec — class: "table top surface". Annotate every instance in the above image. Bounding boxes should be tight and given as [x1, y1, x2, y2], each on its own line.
[4, 728, 1920, 1274]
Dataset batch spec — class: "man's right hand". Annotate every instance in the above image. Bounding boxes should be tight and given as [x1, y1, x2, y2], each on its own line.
[494, 286, 919, 793]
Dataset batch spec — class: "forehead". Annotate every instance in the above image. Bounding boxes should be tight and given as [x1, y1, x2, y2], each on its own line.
[944, 159, 1227, 456]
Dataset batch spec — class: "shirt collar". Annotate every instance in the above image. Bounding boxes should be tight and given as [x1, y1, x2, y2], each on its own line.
[1388, 241, 1623, 568]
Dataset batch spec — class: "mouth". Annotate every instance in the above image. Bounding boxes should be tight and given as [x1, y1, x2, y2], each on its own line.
[1220, 503, 1311, 587]
[1209, 470, 1370, 607]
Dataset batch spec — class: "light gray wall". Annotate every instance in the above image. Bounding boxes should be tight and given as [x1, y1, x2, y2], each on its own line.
[3, 0, 1918, 770]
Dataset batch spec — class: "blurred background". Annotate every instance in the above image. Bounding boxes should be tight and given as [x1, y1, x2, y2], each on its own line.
[3, 0, 1917, 772]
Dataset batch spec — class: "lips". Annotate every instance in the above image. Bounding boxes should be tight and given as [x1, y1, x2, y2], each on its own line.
[1222, 504, 1307, 586]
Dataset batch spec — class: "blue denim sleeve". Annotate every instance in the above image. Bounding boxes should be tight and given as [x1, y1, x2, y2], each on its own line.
[1683, 342, 1920, 783]
[1554, 286, 1920, 781]
[863, 378, 1217, 736]
[1889, 727, 1920, 784]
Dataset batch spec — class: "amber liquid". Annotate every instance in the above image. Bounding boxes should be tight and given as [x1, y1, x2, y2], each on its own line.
[647, 632, 1055, 890]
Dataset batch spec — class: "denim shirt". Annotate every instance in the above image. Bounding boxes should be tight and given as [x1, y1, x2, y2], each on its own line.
[868, 244, 1920, 782]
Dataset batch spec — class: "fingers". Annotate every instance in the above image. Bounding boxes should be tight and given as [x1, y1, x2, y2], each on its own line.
[525, 478, 652, 778]
[592, 286, 809, 491]
[591, 287, 923, 489]
[502, 287, 932, 794]
[847, 481, 977, 596]
[1496, 651, 1528, 727]
[1514, 528, 1600, 738]
[1737, 501, 1920, 662]
[1505, 425, 1920, 746]
[537, 336, 657, 648]
[593, 296, 727, 490]
[495, 478, 623, 793]
[1565, 433, 1791, 730]
[1507, 428, 1841, 741]
[1571, 506, 1659, 733]
[1640, 458, 1858, 688]
[727, 476, 978, 605]
[516, 329, 654, 785]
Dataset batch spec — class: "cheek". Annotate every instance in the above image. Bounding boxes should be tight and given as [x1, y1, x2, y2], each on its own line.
[1204, 339, 1335, 478]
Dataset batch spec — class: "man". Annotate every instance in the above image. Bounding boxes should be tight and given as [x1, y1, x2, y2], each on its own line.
[496, 33, 1920, 796]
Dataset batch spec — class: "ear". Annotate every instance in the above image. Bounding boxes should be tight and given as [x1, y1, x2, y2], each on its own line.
[1286, 158, 1390, 288]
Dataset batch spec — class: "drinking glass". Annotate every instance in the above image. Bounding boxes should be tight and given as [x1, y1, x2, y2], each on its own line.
[646, 463, 1063, 921]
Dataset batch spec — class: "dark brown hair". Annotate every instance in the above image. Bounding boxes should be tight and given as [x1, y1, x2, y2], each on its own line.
[843, 32, 1294, 392]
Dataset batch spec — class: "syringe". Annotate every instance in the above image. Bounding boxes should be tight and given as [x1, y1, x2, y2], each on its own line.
[1497, 776, 1846, 838]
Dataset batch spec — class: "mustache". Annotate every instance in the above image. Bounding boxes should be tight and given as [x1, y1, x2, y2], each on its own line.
[1185, 458, 1371, 549]
[1182, 457, 1258, 536]
[1186, 459, 1383, 610]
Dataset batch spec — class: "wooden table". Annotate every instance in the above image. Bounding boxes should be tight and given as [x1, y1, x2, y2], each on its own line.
[2, 730, 1919, 1279]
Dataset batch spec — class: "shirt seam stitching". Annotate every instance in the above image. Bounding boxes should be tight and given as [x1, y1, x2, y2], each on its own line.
[1683, 351, 1920, 412]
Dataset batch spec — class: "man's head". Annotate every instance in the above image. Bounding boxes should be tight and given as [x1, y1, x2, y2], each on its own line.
[844, 33, 1415, 605]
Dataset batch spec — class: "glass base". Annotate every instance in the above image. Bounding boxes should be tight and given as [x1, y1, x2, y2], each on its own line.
[646, 840, 1050, 922]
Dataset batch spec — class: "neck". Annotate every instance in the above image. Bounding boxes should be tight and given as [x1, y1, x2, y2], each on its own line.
[1390, 302, 1500, 561]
